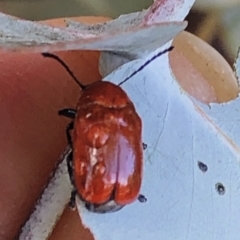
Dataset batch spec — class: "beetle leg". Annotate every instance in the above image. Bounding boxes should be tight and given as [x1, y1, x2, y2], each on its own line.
[66, 150, 74, 183]
[58, 108, 76, 119]
[66, 150, 77, 210]
[69, 189, 77, 210]
[142, 142, 147, 150]
[59, 108, 75, 145]
[138, 194, 147, 203]
[66, 121, 74, 146]
[62, 115, 77, 210]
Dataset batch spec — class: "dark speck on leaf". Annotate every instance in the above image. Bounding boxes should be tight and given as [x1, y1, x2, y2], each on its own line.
[215, 182, 225, 195]
[198, 161, 208, 173]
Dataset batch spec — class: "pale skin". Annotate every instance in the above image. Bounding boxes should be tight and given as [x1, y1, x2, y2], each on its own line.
[0, 16, 110, 240]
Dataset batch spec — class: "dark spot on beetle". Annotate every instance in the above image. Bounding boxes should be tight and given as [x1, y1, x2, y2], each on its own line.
[215, 182, 225, 195]
[197, 161, 208, 172]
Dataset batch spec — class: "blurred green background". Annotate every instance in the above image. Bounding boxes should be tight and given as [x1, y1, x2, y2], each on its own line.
[0, 0, 240, 64]
[0, 0, 152, 20]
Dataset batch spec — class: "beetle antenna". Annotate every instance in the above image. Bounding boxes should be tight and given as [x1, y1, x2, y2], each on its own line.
[42, 52, 86, 90]
[118, 46, 174, 86]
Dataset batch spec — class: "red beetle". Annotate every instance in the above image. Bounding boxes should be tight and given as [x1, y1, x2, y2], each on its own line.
[42, 46, 173, 213]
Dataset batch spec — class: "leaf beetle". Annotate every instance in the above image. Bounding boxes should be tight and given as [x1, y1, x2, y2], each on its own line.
[42, 46, 173, 213]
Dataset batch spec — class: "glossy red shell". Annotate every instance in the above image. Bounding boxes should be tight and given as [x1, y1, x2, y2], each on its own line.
[72, 81, 143, 205]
